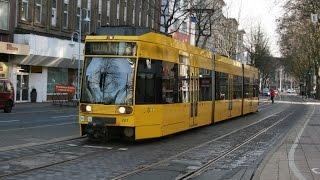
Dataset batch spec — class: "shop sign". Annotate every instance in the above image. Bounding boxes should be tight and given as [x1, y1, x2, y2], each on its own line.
[0, 41, 29, 55]
[55, 85, 76, 94]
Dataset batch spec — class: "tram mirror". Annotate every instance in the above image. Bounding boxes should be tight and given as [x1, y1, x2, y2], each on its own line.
[146, 59, 152, 69]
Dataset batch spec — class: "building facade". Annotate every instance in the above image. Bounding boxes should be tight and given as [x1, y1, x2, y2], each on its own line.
[3, 0, 161, 102]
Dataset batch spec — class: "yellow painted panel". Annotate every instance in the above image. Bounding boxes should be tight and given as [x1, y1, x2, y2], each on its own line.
[162, 122, 188, 136]
[162, 104, 189, 126]
[215, 58, 243, 76]
[197, 101, 213, 126]
[231, 99, 242, 118]
[243, 98, 253, 114]
[134, 105, 163, 126]
[214, 100, 230, 122]
[135, 125, 162, 140]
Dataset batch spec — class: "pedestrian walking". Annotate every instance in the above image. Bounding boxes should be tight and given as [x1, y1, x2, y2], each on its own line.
[270, 88, 275, 104]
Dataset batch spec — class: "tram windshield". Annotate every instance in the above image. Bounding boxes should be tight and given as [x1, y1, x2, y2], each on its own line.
[81, 57, 135, 105]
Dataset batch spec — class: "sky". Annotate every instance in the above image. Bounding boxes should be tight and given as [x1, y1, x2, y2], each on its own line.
[223, 0, 286, 57]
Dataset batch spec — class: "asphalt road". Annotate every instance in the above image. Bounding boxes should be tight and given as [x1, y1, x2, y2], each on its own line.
[0, 103, 79, 148]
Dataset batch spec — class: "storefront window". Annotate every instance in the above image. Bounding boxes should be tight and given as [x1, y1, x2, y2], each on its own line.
[0, 0, 9, 30]
[47, 68, 68, 93]
[35, 0, 42, 23]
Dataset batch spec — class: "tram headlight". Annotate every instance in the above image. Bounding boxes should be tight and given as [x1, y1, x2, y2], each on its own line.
[118, 106, 126, 114]
[80, 116, 85, 122]
[86, 105, 92, 112]
[118, 106, 133, 114]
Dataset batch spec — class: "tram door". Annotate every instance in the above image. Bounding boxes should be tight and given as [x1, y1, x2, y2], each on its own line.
[228, 75, 233, 117]
[190, 67, 199, 127]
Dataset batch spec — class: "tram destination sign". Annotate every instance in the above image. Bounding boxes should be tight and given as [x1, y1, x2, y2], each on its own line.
[85, 42, 136, 56]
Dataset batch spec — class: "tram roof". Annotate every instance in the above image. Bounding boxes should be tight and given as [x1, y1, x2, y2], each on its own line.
[86, 27, 212, 59]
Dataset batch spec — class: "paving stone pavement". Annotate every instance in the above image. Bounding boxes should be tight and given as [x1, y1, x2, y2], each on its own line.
[255, 105, 320, 180]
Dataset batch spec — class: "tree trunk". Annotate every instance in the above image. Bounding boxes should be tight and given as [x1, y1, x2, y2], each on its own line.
[316, 74, 320, 99]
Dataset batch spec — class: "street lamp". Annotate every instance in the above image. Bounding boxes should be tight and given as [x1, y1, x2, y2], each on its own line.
[69, 8, 90, 100]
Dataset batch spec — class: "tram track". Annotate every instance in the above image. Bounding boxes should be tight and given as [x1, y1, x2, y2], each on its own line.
[175, 112, 294, 180]
[0, 139, 128, 179]
[111, 107, 294, 180]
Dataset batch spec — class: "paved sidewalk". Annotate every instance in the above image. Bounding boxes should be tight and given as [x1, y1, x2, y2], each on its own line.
[254, 105, 320, 180]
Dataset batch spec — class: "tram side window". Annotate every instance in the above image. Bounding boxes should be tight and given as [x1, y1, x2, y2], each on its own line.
[199, 68, 212, 101]
[233, 75, 243, 99]
[179, 64, 190, 103]
[215, 72, 229, 100]
[253, 78, 259, 97]
[243, 77, 253, 98]
[136, 59, 162, 104]
[162, 62, 179, 103]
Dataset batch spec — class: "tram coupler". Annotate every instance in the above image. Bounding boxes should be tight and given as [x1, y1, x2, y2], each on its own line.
[87, 121, 109, 141]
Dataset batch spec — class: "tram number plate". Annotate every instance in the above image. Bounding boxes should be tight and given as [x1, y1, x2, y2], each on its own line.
[92, 117, 116, 125]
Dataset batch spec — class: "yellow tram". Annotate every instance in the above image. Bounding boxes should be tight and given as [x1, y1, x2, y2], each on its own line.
[79, 27, 259, 141]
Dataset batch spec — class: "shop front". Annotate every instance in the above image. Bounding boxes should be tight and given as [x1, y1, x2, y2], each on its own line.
[11, 34, 84, 102]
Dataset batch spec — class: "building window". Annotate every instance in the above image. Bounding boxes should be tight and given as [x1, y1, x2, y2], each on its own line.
[21, 0, 28, 21]
[34, 0, 42, 23]
[116, 0, 120, 20]
[138, 11, 141, 26]
[87, 0, 91, 32]
[76, 0, 81, 30]
[124, 0, 127, 23]
[132, 1, 135, 25]
[63, 0, 69, 29]
[98, 0, 102, 27]
[0, 0, 9, 30]
[107, 0, 110, 17]
[181, 21, 187, 33]
[51, 0, 57, 26]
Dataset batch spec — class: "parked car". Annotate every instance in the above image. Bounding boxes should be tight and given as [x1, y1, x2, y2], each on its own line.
[263, 88, 270, 96]
[287, 89, 296, 94]
[0, 78, 14, 113]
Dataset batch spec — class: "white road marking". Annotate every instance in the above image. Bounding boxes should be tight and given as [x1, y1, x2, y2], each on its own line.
[118, 148, 128, 151]
[0, 120, 20, 123]
[67, 144, 78, 147]
[83, 145, 113, 149]
[0, 122, 77, 132]
[311, 168, 320, 175]
[259, 100, 320, 105]
[288, 106, 316, 180]
[50, 115, 77, 119]
[8, 109, 75, 115]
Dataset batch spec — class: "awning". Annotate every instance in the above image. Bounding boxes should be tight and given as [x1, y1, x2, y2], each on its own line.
[11, 54, 82, 69]
[0, 41, 29, 55]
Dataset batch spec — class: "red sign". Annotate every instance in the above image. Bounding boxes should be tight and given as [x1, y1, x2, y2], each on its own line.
[55, 85, 76, 94]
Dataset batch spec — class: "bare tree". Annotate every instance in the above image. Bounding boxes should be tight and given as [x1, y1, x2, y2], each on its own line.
[150, 0, 191, 34]
[245, 25, 276, 88]
[189, 0, 225, 48]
